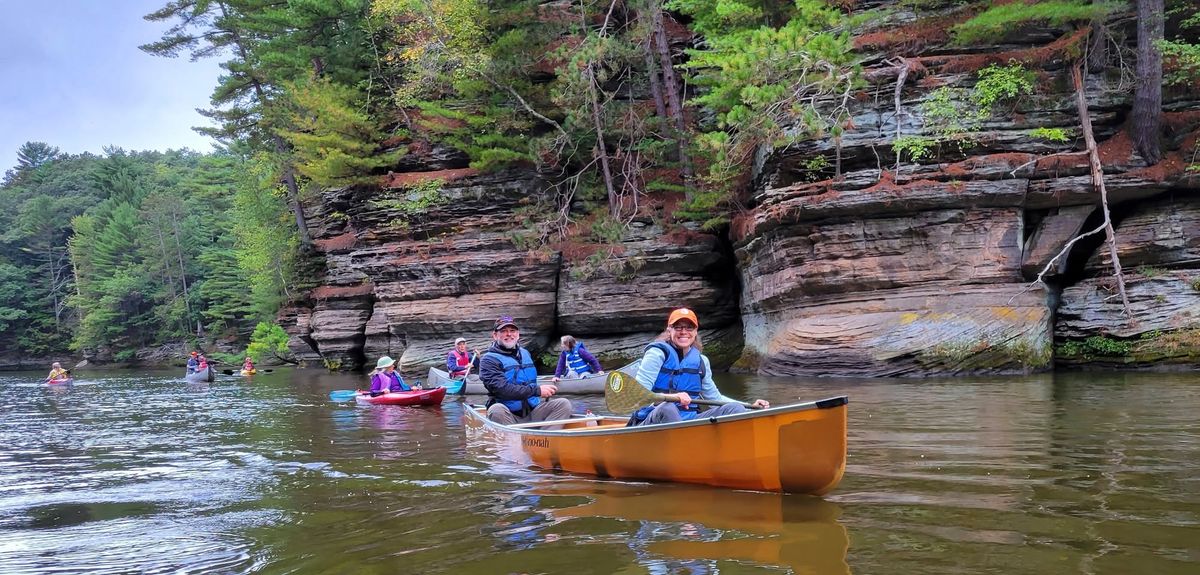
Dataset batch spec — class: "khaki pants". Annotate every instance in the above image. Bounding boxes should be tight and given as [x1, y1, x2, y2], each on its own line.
[487, 398, 574, 429]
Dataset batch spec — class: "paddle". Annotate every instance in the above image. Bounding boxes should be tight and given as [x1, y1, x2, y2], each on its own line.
[331, 376, 423, 401]
[329, 390, 360, 401]
[604, 371, 758, 414]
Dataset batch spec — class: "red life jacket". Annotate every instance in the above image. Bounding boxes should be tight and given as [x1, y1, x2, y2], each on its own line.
[451, 349, 472, 375]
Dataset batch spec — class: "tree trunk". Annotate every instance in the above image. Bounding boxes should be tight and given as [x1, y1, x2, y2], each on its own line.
[1073, 62, 1132, 316]
[650, 3, 694, 189]
[1087, 20, 1107, 72]
[586, 65, 620, 217]
[643, 39, 668, 120]
[1131, 0, 1164, 165]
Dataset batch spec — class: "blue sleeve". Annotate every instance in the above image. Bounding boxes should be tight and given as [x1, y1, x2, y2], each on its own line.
[446, 351, 457, 373]
[634, 348, 666, 390]
[698, 356, 736, 403]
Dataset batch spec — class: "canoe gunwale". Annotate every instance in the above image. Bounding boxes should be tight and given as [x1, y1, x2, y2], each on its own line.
[464, 395, 849, 437]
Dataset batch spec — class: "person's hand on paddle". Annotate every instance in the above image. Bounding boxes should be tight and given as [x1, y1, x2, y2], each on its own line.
[675, 392, 692, 408]
[750, 399, 770, 409]
[539, 384, 558, 398]
[552, 376, 560, 383]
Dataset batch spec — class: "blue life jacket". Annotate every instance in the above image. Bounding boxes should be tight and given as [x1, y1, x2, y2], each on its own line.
[487, 347, 540, 414]
[564, 343, 592, 376]
[632, 343, 705, 423]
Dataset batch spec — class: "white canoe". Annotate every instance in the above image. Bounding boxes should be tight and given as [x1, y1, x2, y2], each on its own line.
[185, 366, 214, 383]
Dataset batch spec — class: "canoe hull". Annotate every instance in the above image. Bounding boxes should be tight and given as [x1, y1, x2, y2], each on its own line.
[464, 396, 848, 494]
[185, 367, 214, 383]
[426, 367, 473, 394]
[46, 378, 73, 386]
[355, 386, 447, 406]
[430, 361, 640, 395]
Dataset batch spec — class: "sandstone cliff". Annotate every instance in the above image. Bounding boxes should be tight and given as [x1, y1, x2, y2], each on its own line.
[281, 1, 1200, 376]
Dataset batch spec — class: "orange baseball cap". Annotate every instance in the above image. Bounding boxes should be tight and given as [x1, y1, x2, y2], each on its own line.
[667, 308, 699, 328]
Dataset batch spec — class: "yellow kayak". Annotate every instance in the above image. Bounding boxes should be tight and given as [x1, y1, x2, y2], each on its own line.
[239, 369, 257, 376]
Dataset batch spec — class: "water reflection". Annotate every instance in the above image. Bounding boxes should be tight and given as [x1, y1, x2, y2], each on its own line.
[1, 369, 1198, 574]
[539, 480, 849, 574]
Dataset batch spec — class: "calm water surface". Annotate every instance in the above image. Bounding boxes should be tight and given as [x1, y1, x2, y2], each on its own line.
[1, 369, 1197, 574]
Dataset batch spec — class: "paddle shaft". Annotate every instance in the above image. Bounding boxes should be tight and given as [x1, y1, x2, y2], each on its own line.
[647, 392, 752, 409]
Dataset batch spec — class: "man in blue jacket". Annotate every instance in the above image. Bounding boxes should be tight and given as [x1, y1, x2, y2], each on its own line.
[479, 315, 572, 427]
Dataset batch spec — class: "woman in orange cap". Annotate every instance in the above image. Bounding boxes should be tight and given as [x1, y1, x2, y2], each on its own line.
[628, 308, 769, 426]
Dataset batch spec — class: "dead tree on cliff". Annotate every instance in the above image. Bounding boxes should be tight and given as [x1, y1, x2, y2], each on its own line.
[1023, 59, 1132, 317]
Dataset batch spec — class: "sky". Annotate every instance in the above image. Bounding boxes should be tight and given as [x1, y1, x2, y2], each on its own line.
[0, 0, 225, 171]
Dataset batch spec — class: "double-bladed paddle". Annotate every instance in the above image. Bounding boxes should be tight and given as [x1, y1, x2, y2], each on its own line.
[604, 371, 758, 414]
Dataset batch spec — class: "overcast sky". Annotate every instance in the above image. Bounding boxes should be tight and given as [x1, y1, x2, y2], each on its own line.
[0, 0, 225, 171]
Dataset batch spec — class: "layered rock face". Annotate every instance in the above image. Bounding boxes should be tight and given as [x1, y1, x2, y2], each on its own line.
[286, 2, 1200, 376]
[280, 167, 740, 373]
[730, 5, 1200, 375]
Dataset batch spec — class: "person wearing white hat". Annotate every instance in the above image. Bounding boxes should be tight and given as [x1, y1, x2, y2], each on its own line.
[368, 356, 414, 396]
[445, 337, 479, 379]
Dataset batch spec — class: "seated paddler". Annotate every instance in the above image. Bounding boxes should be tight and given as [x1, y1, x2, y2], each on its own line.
[480, 315, 572, 427]
[629, 308, 769, 426]
[368, 355, 414, 396]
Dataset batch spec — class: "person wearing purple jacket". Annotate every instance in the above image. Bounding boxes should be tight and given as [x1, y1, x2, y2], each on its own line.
[552, 335, 604, 383]
[368, 356, 415, 397]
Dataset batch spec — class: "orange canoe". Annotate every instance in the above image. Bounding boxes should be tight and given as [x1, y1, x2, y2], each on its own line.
[463, 396, 848, 494]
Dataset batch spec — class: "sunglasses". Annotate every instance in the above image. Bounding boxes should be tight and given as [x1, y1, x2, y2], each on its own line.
[669, 323, 697, 332]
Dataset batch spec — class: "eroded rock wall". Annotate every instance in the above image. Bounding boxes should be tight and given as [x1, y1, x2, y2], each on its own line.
[285, 1, 1200, 376]
[280, 167, 740, 374]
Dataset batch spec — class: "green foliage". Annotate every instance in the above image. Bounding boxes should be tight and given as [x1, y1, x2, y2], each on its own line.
[1029, 127, 1070, 143]
[972, 63, 1036, 115]
[952, 1, 1123, 45]
[1057, 335, 1132, 359]
[246, 322, 292, 362]
[280, 76, 403, 187]
[899, 63, 1035, 164]
[371, 178, 449, 232]
[1138, 266, 1167, 278]
[1161, 40, 1200, 86]
[232, 153, 299, 318]
[893, 135, 936, 162]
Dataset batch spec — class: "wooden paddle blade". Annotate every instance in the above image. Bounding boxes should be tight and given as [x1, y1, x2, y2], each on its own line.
[605, 371, 663, 414]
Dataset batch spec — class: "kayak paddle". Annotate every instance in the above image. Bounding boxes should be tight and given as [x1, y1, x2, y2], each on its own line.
[329, 390, 360, 401]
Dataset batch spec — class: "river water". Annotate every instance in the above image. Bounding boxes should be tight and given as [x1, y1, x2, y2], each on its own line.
[1, 369, 1197, 574]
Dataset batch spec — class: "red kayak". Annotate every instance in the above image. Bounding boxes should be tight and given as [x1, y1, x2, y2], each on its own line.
[354, 386, 447, 406]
